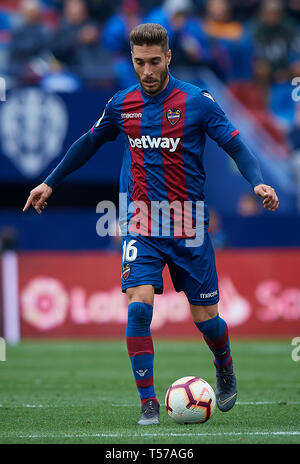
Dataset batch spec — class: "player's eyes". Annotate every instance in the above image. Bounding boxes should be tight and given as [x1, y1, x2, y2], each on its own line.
[135, 60, 160, 66]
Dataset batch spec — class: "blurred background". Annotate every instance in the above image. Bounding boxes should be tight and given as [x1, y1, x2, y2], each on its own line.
[0, 0, 299, 341]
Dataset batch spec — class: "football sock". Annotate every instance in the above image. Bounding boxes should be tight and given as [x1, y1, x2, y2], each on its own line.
[194, 313, 232, 368]
[126, 302, 158, 404]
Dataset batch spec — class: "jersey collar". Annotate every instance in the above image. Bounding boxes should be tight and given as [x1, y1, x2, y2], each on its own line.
[140, 73, 175, 104]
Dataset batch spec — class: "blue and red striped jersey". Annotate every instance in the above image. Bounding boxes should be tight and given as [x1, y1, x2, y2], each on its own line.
[91, 74, 238, 237]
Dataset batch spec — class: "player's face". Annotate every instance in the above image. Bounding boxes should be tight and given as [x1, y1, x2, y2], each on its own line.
[132, 44, 171, 96]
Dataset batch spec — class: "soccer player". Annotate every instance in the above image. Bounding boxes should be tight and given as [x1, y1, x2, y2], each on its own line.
[23, 23, 279, 426]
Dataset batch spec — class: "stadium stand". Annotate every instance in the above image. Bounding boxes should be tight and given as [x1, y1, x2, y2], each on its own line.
[0, 0, 299, 251]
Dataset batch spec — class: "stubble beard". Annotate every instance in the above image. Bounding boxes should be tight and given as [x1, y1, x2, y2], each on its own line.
[137, 65, 169, 97]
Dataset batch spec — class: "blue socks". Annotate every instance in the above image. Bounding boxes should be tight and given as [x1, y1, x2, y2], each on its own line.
[194, 314, 232, 368]
[126, 302, 158, 404]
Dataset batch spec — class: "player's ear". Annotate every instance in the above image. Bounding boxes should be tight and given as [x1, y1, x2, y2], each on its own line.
[167, 49, 171, 66]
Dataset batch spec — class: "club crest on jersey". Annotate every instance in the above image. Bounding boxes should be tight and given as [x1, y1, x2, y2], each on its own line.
[166, 108, 181, 126]
[122, 263, 131, 280]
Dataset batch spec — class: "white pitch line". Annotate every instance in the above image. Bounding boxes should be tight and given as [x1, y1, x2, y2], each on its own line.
[0, 431, 299, 439]
[236, 401, 300, 405]
[0, 404, 47, 408]
[0, 401, 300, 408]
[112, 401, 300, 407]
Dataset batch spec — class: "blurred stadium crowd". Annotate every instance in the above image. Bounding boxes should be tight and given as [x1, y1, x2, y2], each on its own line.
[1, 0, 300, 151]
[0, 3, 298, 89]
[1, 0, 300, 219]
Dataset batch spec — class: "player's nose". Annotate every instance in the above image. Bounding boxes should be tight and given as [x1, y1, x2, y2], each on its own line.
[143, 63, 153, 76]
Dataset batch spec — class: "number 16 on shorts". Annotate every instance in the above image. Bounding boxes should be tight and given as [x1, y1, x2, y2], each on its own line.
[121, 239, 138, 283]
[122, 239, 138, 262]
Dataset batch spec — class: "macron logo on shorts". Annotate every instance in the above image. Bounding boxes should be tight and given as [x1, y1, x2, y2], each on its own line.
[128, 135, 180, 153]
[200, 290, 218, 299]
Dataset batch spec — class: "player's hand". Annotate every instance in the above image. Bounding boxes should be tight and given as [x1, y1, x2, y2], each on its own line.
[254, 184, 279, 212]
[23, 183, 53, 214]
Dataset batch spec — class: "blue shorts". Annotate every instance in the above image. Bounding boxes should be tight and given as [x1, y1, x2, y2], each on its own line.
[121, 233, 219, 306]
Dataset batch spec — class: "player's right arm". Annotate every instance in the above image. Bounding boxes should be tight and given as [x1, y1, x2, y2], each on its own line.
[23, 97, 119, 214]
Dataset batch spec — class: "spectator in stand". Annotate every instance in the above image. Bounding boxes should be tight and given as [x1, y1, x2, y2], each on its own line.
[40, 58, 83, 92]
[138, 0, 163, 16]
[86, 0, 120, 26]
[39, 0, 62, 10]
[252, 0, 299, 86]
[51, 0, 113, 83]
[286, 0, 300, 22]
[145, 0, 212, 70]
[0, 7, 11, 47]
[202, 0, 254, 81]
[102, 0, 142, 88]
[38, 0, 61, 27]
[227, 0, 260, 22]
[0, 7, 11, 74]
[10, 0, 52, 83]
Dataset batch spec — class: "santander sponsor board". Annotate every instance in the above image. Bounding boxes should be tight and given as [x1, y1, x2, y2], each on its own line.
[18, 250, 300, 337]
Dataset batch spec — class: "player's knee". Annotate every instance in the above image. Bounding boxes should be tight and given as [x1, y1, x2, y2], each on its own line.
[190, 303, 218, 323]
[127, 302, 153, 335]
[126, 285, 154, 306]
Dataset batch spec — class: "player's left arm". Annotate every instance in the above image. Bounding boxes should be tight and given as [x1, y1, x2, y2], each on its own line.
[222, 135, 279, 212]
[199, 90, 279, 212]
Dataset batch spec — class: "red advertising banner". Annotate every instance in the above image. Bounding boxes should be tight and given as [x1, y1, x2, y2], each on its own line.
[17, 249, 300, 338]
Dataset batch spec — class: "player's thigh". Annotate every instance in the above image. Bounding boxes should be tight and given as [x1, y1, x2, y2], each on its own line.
[190, 303, 218, 323]
[121, 235, 165, 297]
[167, 233, 219, 306]
[126, 284, 155, 306]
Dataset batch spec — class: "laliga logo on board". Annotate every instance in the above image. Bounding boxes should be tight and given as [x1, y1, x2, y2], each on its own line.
[20, 276, 190, 331]
[21, 277, 69, 331]
[20, 275, 256, 332]
[0, 88, 68, 177]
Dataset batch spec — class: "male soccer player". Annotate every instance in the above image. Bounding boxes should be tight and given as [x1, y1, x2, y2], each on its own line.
[23, 23, 279, 426]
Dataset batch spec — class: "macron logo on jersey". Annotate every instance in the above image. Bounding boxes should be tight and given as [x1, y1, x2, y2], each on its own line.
[121, 112, 142, 119]
[128, 135, 180, 152]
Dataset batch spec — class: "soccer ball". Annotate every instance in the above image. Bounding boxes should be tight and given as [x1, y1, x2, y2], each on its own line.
[165, 376, 216, 424]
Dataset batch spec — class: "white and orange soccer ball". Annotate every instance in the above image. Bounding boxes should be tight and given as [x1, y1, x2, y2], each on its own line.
[165, 376, 216, 424]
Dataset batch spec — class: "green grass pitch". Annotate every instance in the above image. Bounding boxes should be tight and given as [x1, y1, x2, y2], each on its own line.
[0, 339, 299, 444]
